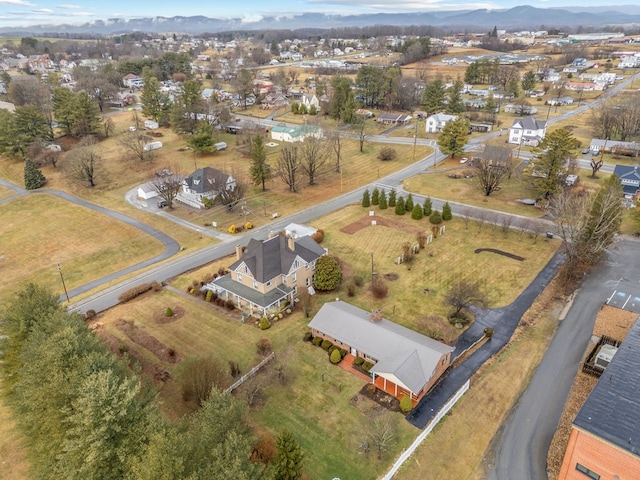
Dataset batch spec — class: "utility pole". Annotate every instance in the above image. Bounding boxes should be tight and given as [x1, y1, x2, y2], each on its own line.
[57, 263, 70, 302]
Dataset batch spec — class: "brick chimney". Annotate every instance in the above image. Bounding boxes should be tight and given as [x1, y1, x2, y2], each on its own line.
[235, 245, 243, 260]
[287, 235, 295, 252]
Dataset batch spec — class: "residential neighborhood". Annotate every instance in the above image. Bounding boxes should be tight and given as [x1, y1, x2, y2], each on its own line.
[2, 7, 640, 480]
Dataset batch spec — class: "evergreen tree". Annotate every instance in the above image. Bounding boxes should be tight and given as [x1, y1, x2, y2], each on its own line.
[249, 135, 271, 191]
[405, 193, 414, 212]
[388, 189, 396, 207]
[429, 210, 443, 224]
[531, 128, 578, 198]
[442, 201, 453, 220]
[24, 158, 46, 189]
[423, 197, 433, 216]
[395, 196, 406, 215]
[379, 190, 387, 210]
[273, 430, 304, 480]
[371, 187, 379, 205]
[437, 116, 470, 158]
[411, 204, 424, 220]
[521, 70, 537, 95]
[362, 188, 370, 207]
[187, 121, 216, 154]
[446, 80, 465, 114]
[421, 78, 446, 113]
[141, 75, 170, 124]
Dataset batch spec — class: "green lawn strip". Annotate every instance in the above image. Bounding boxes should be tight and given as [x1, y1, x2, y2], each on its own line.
[0, 194, 164, 306]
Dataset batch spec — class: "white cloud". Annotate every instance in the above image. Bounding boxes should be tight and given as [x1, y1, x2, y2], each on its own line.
[0, 0, 35, 5]
[32, 8, 53, 14]
[58, 4, 83, 9]
[240, 13, 264, 24]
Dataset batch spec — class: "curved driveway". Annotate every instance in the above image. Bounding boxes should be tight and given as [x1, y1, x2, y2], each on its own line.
[0, 177, 180, 299]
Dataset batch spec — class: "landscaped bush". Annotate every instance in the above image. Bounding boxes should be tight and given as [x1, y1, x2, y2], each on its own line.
[205, 290, 213, 302]
[378, 146, 397, 161]
[245, 221, 253, 229]
[371, 278, 388, 299]
[312, 336, 323, 347]
[311, 229, 324, 243]
[259, 317, 271, 330]
[484, 327, 494, 339]
[388, 189, 396, 207]
[395, 196, 406, 215]
[339, 348, 347, 358]
[164, 307, 173, 317]
[399, 395, 413, 413]
[328, 345, 339, 355]
[411, 204, 424, 220]
[228, 224, 237, 234]
[362, 361, 374, 372]
[314, 256, 342, 291]
[354, 357, 365, 366]
[118, 281, 163, 303]
[347, 282, 356, 297]
[429, 210, 443, 225]
[85, 309, 97, 320]
[256, 337, 272, 356]
[366, 384, 376, 394]
[225, 299, 235, 310]
[321, 339, 333, 351]
[303, 331, 313, 342]
[330, 349, 342, 364]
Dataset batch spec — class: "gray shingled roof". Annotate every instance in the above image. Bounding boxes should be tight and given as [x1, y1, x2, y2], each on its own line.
[229, 235, 325, 283]
[573, 316, 640, 456]
[212, 274, 292, 308]
[184, 167, 231, 194]
[511, 116, 546, 131]
[308, 301, 454, 395]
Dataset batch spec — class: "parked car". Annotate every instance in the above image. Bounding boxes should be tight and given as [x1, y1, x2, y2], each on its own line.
[460, 157, 468, 164]
[157, 199, 168, 208]
[582, 148, 590, 154]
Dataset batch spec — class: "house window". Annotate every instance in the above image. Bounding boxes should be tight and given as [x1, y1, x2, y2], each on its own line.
[293, 259, 300, 269]
[281, 275, 286, 284]
[575, 464, 600, 480]
[266, 281, 272, 287]
[293, 286, 298, 295]
[292, 272, 297, 282]
[243, 265, 249, 274]
[237, 274, 243, 282]
[312, 261, 316, 270]
[306, 278, 310, 286]
[253, 280, 259, 290]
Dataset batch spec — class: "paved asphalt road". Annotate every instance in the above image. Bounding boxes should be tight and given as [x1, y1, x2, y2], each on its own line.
[486, 238, 640, 480]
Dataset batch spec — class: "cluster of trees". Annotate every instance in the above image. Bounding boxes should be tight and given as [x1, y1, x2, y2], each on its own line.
[589, 94, 640, 142]
[1, 284, 305, 480]
[362, 187, 450, 223]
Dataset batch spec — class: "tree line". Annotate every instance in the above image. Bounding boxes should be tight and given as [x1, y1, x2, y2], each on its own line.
[1, 284, 305, 480]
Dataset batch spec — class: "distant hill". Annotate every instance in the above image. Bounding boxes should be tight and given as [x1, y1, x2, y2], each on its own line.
[0, 6, 639, 36]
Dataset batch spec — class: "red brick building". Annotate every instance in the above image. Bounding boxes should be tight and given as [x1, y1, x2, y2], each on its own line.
[558, 317, 640, 480]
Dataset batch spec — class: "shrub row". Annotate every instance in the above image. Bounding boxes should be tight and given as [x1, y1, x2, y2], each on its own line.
[118, 281, 162, 303]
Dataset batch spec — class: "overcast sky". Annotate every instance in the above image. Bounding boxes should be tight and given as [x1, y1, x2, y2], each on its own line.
[0, 1, 615, 27]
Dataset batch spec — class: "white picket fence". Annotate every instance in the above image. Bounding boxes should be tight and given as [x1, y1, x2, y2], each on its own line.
[380, 379, 471, 480]
[224, 351, 275, 394]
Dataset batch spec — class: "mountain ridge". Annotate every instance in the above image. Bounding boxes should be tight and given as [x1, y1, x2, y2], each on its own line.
[1, 6, 639, 36]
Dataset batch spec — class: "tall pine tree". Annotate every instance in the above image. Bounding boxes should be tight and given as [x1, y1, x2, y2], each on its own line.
[24, 158, 46, 189]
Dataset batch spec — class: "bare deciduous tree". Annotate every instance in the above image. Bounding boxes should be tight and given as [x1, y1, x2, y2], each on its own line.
[299, 136, 329, 185]
[179, 356, 228, 406]
[118, 130, 155, 162]
[368, 415, 396, 460]
[152, 167, 185, 209]
[277, 144, 301, 193]
[500, 214, 515, 237]
[68, 136, 102, 187]
[445, 279, 487, 320]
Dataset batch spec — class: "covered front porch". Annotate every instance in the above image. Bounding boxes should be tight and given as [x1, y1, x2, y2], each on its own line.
[207, 275, 293, 317]
[372, 372, 421, 406]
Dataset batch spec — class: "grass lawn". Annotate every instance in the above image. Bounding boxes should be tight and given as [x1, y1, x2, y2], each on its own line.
[397, 275, 562, 479]
[0, 194, 164, 306]
[0, 392, 29, 480]
[312, 204, 558, 343]
[94, 289, 417, 480]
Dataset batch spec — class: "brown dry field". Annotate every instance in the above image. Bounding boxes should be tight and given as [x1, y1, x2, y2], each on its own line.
[546, 305, 638, 480]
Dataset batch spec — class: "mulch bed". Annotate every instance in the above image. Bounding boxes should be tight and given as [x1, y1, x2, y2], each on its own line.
[358, 384, 401, 413]
[153, 305, 186, 324]
[115, 319, 181, 364]
[383, 273, 399, 281]
[474, 248, 525, 261]
[340, 215, 425, 235]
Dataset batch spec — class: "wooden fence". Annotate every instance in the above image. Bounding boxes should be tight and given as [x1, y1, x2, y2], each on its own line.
[224, 351, 275, 394]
